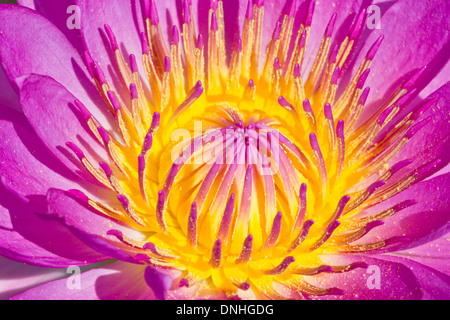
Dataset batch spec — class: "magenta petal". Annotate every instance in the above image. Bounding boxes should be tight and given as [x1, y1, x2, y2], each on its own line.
[0, 64, 20, 111]
[16, 73, 109, 182]
[0, 4, 110, 125]
[0, 256, 67, 300]
[45, 188, 141, 262]
[16, 0, 85, 54]
[0, 118, 110, 267]
[16, 0, 35, 9]
[0, 193, 108, 268]
[366, 255, 450, 300]
[354, 0, 449, 108]
[308, 255, 424, 299]
[390, 81, 450, 175]
[74, 0, 149, 100]
[0, 118, 76, 199]
[389, 236, 450, 276]
[359, 172, 450, 253]
[10, 261, 153, 300]
[144, 266, 174, 300]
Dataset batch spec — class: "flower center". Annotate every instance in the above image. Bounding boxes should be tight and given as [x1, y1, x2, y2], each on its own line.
[66, 0, 437, 298]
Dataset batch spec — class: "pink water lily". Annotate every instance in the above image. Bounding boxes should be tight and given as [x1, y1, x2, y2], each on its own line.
[0, 0, 448, 300]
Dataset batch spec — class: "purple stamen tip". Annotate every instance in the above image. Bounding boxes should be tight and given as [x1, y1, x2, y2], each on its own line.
[83, 51, 95, 78]
[211, 12, 218, 31]
[240, 282, 251, 291]
[336, 119, 345, 137]
[138, 154, 146, 172]
[97, 126, 110, 145]
[140, 32, 150, 55]
[183, 0, 191, 24]
[300, 182, 307, 194]
[164, 56, 171, 73]
[66, 189, 89, 203]
[325, 13, 337, 38]
[341, 194, 351, 204]
[192, 82, 204, 98]
[368, 180, 386, 194]
[278, 96, 289, 107]
[106, 229, 123, 239]
[357, 69, 371, 89]
[367, 35, 384, 61]
[303, 99, 312, 113]
[179, 278, 189, 288]
[117, 194, 129, 209]
[294, 63, 301, 77]
[248, 79, 255, 88]
[74, 100, 91, 121]
[377, 107, 393, 125]
[405, 117, 431, 139]
[404, 66, 427, 90]
[66, 142, 84, 160]
[142, 133, 153, 154]
[107, 91, 121, 113]
[287, 0, 297, 17]
[330, 44, 339, 64]
[104, 24, 118, 51]
[331, 66, 340, 85]
[390, 159, 413, 175]
[92, 62, 106, 84]
[273, 21, 282, 40]
[358, 87, 370, 105]
[266, 256, 295, 275]
[349, 9, 366, 40]
[318, 265, 334, 273]
[143, 242, 156, 251]
[130, 83, 138, 100]
[303, 219, 314, 230]
[366, 220, 384, 230]
[129, 54, 138, 73]
[328, 288, 345, 295]
[274, 57, 281, 70]
[143, 0, 150, 17]
[328, 220, 341, 233]
[190, 202, 198, 217]
[172, 25, 180, 45]
[305, 0, 315, 26]
[394, 199, 417, 212]
[211, 0, 219, 11]
[99, 161, 113, 178]
[149, 0, 159, 25]
[197, 34, 204, 49]
[299, 29, 307, 48]
[324, 103, 333, 120]
[246, 0, 253, 20]
[254, 0, 264, 7]
[309, 132, 320, 151]
[150, 112, 160, 132]
[211, 239, 222, 268]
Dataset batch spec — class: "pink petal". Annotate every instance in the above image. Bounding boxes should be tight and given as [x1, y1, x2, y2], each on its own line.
[16, 73, 109, 183]
[0, 4, 111, 126]
[357, 172, 450, 253]
[0, 256, 67, 300]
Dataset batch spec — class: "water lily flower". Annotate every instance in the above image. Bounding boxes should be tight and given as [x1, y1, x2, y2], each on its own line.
[0, 0, 448, 300]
